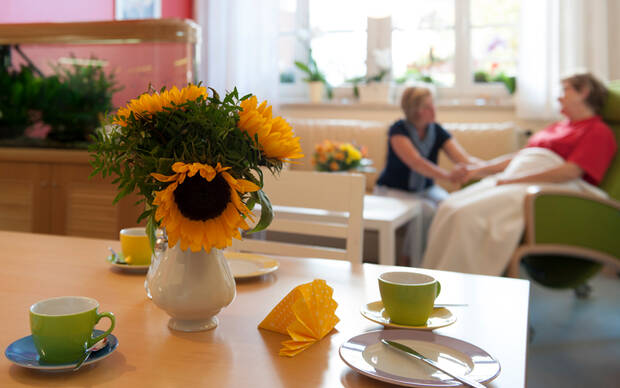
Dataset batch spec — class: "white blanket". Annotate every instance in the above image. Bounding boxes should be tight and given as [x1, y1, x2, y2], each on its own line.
[421, 147, 607, 276]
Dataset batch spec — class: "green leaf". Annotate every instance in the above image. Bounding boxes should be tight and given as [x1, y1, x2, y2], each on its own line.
[246, 190, 273, 234]
[146, 214, 157, 253]
[294, 61, 312, 75]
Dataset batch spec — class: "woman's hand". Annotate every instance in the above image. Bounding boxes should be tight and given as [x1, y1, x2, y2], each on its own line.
[462, 164, 483, 183]
[496, 178, 512, 185]
[450, 163, 483, 185]
[448, 164, 468, 184]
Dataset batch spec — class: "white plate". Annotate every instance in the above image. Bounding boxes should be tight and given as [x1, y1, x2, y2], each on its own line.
[339, 329, 500, 387]
[223, 251, 279, 279]
[361, 301, 456, 330]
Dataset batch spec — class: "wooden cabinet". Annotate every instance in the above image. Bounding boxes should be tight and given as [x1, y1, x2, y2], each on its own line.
[0, 148, 144, 239]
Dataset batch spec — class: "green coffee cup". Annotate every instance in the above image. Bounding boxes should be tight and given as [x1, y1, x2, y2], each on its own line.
[378, 271, 441, 326]
[29, 296, 115, 364]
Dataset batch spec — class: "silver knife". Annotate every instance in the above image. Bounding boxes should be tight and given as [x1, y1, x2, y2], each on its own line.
[381, 339, 486, 388]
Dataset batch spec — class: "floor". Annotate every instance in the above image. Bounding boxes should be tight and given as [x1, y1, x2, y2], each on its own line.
[525, 270, 620, 387]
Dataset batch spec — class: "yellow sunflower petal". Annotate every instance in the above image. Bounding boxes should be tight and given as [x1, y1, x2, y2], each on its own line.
[151, 172, 180, 182]
[172, 162, 190, 173]
[198, 164, 216, 181]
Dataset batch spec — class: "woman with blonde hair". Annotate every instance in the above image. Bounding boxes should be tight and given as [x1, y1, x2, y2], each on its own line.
[375, 86, 480, 266]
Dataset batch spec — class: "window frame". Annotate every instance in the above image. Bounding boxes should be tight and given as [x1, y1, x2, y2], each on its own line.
[279, 0, 515, 102]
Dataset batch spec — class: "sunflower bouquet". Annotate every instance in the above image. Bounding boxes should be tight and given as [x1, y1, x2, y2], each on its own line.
[90, 84, 303, 252]
[313, 140, 368, 172]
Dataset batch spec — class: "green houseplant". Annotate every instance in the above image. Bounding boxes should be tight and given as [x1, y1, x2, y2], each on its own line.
[294, 49, 331, 101]
[40, 60, 120, 143]
[474, 70, 516, 94]
[0, 65, 43, 139]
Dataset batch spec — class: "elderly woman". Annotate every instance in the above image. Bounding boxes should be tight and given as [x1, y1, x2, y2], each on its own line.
[421, 73, 617, 276]
[375, 87, 479, 266]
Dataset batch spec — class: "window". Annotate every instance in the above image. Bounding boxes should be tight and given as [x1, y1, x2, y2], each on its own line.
[278, 0, 520, 102]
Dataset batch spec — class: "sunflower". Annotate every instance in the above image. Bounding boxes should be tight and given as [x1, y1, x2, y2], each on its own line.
[151, 162, 259, 252]
[237, 96, 303, 162]
[113, 84, 208, 127]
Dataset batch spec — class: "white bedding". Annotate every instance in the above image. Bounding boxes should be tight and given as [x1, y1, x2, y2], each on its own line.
[421, 147, 607, 276]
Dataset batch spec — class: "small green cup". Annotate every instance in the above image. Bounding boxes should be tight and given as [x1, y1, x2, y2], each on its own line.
[29, 296, 115, 364]
[378, 272, 441, 326]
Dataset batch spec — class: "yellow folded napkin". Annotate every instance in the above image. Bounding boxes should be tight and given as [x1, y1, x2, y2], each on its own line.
[258, 279, 339, 357]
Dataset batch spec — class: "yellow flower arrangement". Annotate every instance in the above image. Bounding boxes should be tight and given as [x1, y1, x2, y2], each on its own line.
[90, 84, 303, 252]
[313, 140, 368, 172]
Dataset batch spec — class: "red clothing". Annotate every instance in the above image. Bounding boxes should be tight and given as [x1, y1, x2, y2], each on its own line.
[527, 116, 617, 185]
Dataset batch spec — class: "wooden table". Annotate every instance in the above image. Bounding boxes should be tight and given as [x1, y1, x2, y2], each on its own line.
[0, 231, 529, 387]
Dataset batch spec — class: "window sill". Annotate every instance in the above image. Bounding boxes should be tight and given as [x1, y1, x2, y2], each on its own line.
[280, 96, 515, 111]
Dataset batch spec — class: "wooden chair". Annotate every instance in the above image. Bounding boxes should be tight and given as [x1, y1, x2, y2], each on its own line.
[231, 170, 365, 263]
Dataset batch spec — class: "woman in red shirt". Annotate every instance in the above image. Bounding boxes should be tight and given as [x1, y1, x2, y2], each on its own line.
[462, 74, 616, 185]
[421, 73, 617, 276]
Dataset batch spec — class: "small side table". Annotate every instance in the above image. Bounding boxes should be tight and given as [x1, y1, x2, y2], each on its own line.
[362, 195, 423, 266]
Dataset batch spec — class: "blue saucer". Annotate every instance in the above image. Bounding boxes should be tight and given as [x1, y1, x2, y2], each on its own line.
[5, 329, 118, 371]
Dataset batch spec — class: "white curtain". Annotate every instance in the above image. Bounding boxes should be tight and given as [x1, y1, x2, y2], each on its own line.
[517, 0, 609, 120]
[194, 0, 280, 105]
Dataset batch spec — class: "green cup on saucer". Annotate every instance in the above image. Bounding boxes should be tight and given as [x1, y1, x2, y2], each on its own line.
[29, 296, 115, 364]
[378, 271, 441, 326]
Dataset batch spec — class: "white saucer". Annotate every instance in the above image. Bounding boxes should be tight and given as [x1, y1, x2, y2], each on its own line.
[361, 301, 456, 330]
[223, 251, 279, 279]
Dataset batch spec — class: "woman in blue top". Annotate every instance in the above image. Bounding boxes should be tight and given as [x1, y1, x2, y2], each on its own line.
[375, 86, 479, 266]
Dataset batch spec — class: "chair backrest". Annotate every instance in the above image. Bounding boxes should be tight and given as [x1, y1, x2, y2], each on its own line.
[600, 80, 620, 201]
[232, 170, 365, 263]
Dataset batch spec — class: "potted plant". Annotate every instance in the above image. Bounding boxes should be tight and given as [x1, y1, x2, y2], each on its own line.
[294, 49, 330, 103]
[0, 65, 43, 140]
[474, 64, 517, 94]
[393, 69, 438, 104]
[90, 84, 303, 332]
[40, 59, 120, 143]
[352, 49, 393, 104]
[313, 140, 372, 172]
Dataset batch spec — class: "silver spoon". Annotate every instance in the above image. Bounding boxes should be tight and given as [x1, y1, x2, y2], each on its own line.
[108, 247, 126, 264]
[73, 337, 108, 371]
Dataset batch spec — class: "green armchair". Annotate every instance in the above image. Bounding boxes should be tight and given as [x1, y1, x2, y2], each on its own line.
[508, 80, 620, 292]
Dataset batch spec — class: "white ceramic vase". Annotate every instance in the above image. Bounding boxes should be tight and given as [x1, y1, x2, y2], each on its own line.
[147, 243, 236, 332]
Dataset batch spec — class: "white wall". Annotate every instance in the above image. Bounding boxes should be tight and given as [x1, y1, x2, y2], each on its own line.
[609, 0, 620, 80]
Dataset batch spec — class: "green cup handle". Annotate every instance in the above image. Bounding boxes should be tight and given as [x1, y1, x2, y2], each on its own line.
[435, 281, 441, 298]
[89, 312, 115, 347]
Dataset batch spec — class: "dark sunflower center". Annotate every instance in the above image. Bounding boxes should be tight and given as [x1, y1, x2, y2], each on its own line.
[173, 174, 231, 221]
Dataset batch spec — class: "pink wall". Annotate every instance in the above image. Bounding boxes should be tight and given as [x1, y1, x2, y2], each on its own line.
[162, 0, 193, 20]
[0, 0, 193, 23]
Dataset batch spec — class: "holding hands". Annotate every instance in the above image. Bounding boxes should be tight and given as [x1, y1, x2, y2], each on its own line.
[447, 163, 481, 186]
[448, 153, 517, 186]
[447, 164, 469, 185]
